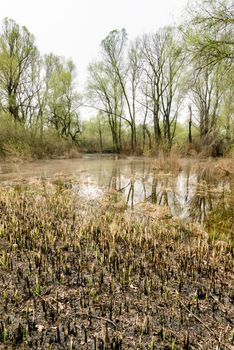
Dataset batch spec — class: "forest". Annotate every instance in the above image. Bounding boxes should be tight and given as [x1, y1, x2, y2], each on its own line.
[0, 0, 233, 159]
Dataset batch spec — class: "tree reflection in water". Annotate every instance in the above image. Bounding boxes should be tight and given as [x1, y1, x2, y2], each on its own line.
[0, 157, 232, 236]
[105, 160, 232, 231]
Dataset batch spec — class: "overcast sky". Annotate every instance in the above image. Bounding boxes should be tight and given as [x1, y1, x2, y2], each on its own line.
[0, 0, 188, 86]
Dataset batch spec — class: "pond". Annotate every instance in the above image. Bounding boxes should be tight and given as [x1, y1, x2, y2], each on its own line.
[0, 155, 233, 230]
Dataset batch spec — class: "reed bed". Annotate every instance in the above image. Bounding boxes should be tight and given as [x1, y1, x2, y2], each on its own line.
[0, 181, 233, 349]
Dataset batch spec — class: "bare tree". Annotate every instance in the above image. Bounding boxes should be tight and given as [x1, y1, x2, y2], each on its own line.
[87, 61, 124, 152]
[189, 64, 222, 140]
[101, 29, 141, 153]
[141, 27, 184, 153]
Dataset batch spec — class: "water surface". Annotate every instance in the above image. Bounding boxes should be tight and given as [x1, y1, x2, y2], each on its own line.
[0, 155, 232, 225]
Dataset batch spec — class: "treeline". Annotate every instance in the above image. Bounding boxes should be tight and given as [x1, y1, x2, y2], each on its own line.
[0, 0, 233, 158]
[0, 18, 82, 158]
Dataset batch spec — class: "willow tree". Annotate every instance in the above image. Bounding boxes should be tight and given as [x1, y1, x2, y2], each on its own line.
[183, 0, 234, 70]
[181, 0, 234, 150]
[0, 18, 38, 122]
[44, 54, 82, 143]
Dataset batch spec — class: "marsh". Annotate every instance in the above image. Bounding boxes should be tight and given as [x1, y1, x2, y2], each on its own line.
[0, 156, 233, 349]
[0, 156, 233, 226]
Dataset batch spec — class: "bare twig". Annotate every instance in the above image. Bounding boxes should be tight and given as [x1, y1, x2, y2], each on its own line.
[179, 300, 232, 350]
[78, 313, 117, 329]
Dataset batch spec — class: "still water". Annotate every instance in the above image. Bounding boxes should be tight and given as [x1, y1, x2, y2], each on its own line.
[0, 155, 232, 224]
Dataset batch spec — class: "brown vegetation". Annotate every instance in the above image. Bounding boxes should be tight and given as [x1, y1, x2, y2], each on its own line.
[0, 182, 233, 349]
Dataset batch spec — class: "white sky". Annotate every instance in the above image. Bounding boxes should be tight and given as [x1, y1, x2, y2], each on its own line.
[0, 0, 188, 87]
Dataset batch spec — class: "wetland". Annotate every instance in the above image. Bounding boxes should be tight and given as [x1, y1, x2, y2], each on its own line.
[0, 156, 233, 349]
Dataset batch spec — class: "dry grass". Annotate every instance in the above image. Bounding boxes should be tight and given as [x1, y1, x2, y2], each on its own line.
[195, 159, 234, 179]
[0, 182, 233, 349]
[152, 152, 182, 172]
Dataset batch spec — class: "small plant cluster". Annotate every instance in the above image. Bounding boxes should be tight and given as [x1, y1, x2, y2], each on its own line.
[0, 182, 233, 349]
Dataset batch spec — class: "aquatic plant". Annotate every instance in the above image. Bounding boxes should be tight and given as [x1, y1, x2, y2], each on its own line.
[0, 181, 232, 349]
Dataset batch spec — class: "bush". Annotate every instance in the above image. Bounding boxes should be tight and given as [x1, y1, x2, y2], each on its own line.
[0, 113, 79, 160]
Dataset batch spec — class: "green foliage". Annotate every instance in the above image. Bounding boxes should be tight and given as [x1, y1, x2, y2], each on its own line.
[0, 9, 233, 158]
[0, 18, 38, 122]
[80, 116, 112, 152]
[182, 0, 234, 69]
[0, 113, 77, 159]
[44, 54, 82, 143]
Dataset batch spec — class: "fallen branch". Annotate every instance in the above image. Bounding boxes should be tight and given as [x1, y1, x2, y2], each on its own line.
[79, 313, 117, 329]
[179, 300, 232, 350]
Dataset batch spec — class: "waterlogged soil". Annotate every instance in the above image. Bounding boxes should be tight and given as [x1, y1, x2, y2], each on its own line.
[0, 157, 233, 349]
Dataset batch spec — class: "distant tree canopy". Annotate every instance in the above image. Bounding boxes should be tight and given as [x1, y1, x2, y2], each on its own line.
[0, 0, 233, 157]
